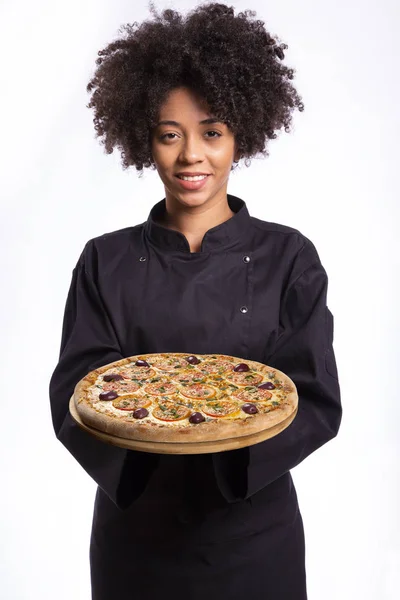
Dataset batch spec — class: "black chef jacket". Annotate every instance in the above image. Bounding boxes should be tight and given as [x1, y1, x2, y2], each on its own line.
[49, 194, 342, 600]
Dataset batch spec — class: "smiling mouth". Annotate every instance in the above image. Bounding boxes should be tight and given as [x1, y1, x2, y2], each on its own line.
[174, 174, 211, 190]
[176, 174, 210, 180]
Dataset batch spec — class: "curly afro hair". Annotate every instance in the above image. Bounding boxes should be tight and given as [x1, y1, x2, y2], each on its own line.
[86, 1, 304, 177]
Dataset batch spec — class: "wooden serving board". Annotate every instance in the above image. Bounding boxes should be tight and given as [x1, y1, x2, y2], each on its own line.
[69, 395, 298, 454]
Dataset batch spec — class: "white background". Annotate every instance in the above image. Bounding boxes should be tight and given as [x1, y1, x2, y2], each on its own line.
[1, 0, 399, 598]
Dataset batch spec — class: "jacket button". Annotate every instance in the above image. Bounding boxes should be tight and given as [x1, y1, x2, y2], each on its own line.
[243, 256, 251, 263]
[240, 306, 248, 314]
[139, 256, 147, 262]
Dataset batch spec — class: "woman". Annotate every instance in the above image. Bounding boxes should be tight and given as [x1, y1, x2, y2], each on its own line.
[49, 3, 342, 599]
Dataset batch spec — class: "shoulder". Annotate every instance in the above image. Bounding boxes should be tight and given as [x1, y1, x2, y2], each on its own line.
[91, 223, 144, 250]
[77, 223, 145, 271]
[249, 215, 321, 274]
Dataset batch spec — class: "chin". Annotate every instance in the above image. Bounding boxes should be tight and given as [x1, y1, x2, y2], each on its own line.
[177, 194, 212, 207]
[167, 187, 211, 204]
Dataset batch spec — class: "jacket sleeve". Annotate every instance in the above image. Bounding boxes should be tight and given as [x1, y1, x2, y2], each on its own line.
[49, 242, 159, 510]
[212, 253, 342, 503]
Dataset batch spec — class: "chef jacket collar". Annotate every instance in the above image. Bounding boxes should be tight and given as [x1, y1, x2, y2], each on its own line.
[144, 194, 251, 253]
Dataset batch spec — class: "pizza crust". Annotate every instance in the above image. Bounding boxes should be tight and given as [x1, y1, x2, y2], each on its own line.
[73, 353, 298, 444]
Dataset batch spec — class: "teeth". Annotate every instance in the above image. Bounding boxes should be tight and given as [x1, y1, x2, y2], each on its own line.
[178, 175, 208, 181]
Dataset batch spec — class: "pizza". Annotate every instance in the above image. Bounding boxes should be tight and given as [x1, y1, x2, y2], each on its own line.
[72, 353, 298, 444]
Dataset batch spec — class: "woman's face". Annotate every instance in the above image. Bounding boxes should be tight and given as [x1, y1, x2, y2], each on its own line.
[150, 87, 240, 210]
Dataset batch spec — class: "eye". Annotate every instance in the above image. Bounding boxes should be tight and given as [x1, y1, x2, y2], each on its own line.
[159, 131, 222, 141]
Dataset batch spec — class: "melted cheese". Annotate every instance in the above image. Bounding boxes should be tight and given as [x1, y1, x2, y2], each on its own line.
[88, 356, 285, 428]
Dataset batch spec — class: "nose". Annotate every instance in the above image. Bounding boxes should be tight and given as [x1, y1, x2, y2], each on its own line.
[178, 134, 205, 164]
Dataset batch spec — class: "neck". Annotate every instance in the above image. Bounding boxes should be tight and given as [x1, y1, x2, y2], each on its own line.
[160, 193, 235, 252]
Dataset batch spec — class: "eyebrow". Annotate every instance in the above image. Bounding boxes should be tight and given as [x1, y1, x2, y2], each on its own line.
[156, 118, 224, 127]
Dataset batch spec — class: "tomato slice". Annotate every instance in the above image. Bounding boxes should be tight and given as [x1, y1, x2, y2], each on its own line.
[112, 397, 151, 411]
[152, 402, 191, 421]
[202, 400, 240, 418]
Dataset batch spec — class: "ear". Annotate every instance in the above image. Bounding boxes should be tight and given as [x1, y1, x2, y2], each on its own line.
[233, 142, 241, 163]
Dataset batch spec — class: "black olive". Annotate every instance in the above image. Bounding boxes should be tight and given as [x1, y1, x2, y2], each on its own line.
[258, 382, 276, 390]
[99, 390, 119, 401]
[135, 360, 150, 367]
[233, 363, 250, 372]
[189, 412, 205, 424]
[132, 407, 149, 419]
[186, 355, 200, 365]
[241, 403, 258, 414]
[103, 373, 123, 382]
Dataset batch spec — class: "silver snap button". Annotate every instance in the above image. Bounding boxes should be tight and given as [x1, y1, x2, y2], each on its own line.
[243, 256, 251, 263]
[240, 306, 248, 314]
[139, 256, 147, 262]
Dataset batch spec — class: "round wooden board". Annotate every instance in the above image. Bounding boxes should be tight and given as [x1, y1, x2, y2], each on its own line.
[69, 395, 298, 454]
